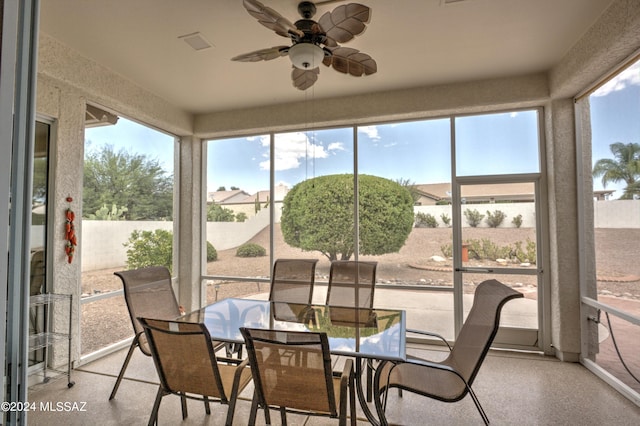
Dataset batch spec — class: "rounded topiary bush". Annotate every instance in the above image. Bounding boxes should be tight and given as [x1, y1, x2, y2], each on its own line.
[206, 241, 218, 261]
[236, 243, 266, 258]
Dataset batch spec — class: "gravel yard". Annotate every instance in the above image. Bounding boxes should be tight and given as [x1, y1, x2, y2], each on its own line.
[78, 226, 640, 354]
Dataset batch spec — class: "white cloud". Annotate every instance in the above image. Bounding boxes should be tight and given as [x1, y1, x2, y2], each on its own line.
[592, 61, 640, 97]
[327, 142, 345, 151]
[259, 132, 328, 171]
[358, 125, 381, 140]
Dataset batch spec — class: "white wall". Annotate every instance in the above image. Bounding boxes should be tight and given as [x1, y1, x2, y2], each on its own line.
[80, 221, 173, 271]
[593, 200, 640, 228]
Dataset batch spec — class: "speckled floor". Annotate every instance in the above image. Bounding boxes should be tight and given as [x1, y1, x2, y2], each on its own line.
[26, 344, 640, 426]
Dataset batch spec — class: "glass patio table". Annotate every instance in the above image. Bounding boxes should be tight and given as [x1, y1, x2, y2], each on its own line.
[179, 297, 406, 425]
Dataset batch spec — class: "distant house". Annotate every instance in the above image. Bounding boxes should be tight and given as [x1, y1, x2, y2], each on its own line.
[207, 189, 251, 204]
[414, 182, 536, 205]
[593, 189, 615, 201]
[207, 184, 290, 219]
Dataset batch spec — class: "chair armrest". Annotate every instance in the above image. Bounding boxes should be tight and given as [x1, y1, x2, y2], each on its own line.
[216, 355, 248, 366]
[406, 328, 452, 351]
[339, 358, 354, 382]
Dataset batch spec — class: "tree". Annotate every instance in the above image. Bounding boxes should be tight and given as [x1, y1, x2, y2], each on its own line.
[592, 142, 640, 199]
[281, 174, 414, 261]
[207, 203, 236, 222]
[86, 203, 128, 220]
[83, 145, 173, 220]
[395, 178, 420, 204]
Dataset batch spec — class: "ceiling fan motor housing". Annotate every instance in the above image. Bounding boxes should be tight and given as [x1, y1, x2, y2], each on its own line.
[298, 1, 317, 19]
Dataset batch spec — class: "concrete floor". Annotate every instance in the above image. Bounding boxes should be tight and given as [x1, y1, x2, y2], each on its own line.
[26, 343, 640, 426]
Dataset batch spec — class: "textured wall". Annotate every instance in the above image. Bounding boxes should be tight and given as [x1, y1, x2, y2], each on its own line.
[38, 34, 192, 136]
[545, 98, 581, 360]
[550, 0, 640, 99]
[194, 73, 549, 138]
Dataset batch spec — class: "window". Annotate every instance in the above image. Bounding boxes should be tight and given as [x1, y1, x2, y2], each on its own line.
[579, 58, 640, 394]
[205, 110, 544, 348]
[81, 111, 176, 356]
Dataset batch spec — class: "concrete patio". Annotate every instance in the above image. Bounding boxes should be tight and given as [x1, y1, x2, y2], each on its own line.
[27, 342, 640, 425]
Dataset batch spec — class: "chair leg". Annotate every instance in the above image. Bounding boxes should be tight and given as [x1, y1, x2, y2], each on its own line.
[467, 386, 490, 425]
[350, 370, 356, 426]
[109, 337, 139, 400]
[180, 393, 188, 419]
[204, 396, 210, 415]
[147, 386, 164, 426]
[280, 406, 287, 426]
[366, 359, 373, 402]
[248, 389, 261, 426]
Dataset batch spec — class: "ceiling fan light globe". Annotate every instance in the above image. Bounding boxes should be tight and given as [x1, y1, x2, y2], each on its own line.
[289, 43, 324, 69]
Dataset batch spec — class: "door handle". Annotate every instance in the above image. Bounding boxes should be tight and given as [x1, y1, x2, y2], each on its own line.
[455, 267, 494, 273]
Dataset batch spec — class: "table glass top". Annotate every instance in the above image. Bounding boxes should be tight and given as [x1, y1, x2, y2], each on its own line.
[179, 298, 406, 361]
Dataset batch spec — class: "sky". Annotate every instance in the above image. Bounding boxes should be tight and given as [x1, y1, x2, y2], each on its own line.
[85, 60, 640, 198]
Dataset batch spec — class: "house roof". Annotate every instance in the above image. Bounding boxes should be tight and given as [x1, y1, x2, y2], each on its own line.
[207, 189, 250, 204]
[39, 0, 614, 114]
[415, 182, 536, 202]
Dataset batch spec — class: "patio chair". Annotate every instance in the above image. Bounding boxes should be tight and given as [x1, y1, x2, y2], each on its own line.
[109, 266, 181, 400]
[29, 249, 46, 333]
[326, 260, 378, 400]
[240, 327, 356, 426]
[139, 317, 252, 426]
[269, 258, 319, 304]
[230, 258, 320, 357]
[373, 279, 523, 425]
[326, 260, 377, 308]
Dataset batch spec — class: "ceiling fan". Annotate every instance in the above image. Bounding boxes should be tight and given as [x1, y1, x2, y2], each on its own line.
[232, 0, 377, 90]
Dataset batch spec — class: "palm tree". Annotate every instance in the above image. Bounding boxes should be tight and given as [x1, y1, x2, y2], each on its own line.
[592, 142, 640, 199]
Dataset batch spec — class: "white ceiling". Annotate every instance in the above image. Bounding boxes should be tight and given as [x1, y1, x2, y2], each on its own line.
[39, 0, 614, 114]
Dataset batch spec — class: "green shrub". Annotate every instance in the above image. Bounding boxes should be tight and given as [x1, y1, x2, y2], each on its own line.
[485, 209, 507, 228]
[236, 243, 266, 258]
[206, 241, 218, 261]
[440, 244, 453, 258]
[235, 212, 248, 222]
[124, 229, 173, 272]
[415, 212, 438, 228]
[207, 204, 236, 222]
[512, 214, 523, 228]
[281, 174, 414, 261]
[464, 238, 512, 261]
[440, 213, 451, 227]
[440, 238, 536, 264]
[464, 209, 484, 227]
[514, 238, 536, 264]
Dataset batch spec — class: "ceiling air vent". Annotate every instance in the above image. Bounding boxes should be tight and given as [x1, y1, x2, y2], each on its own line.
[178, 32, 213, 51]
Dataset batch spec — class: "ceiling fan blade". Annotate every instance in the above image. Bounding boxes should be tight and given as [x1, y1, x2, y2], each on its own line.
[292, 67, 320, 90]
[242, 0, 304, 38]
[231, 46, 289, 62]
[326, 46, 377, 76]
[318, 3, 370, 45]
